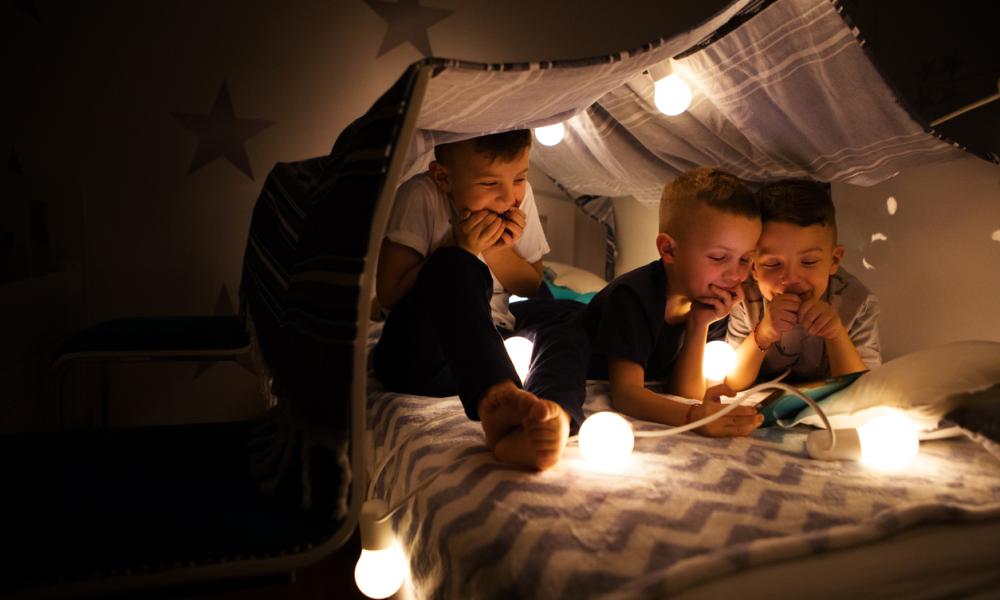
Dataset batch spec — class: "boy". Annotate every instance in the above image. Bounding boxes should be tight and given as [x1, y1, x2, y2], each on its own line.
[373, 130, 577, 470]
[581, 167, 764, 437]
[724, 180, 881, 391]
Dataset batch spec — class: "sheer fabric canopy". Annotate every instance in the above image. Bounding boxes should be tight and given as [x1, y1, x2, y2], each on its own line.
[402, 0, 967, 205]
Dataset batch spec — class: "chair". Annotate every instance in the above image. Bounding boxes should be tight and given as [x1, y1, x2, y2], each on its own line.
[49, 315, 251, 427]
[1, 63, 428, 597]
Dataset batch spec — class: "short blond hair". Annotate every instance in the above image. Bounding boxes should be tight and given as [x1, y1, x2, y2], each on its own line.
[659, 167, 758, 235]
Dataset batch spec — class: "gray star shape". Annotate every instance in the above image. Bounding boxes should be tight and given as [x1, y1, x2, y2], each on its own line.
[364, 0, 454, 57]
[171, 82, 274, 181]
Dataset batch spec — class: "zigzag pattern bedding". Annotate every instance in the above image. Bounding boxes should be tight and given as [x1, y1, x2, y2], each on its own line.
[365, 337, 1000, 599]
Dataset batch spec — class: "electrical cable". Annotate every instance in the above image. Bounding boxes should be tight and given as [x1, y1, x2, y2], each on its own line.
[566, 376, 835, 451]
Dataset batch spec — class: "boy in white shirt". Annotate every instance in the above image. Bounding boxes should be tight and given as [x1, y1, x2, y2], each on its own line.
[373, 130, 576, 470]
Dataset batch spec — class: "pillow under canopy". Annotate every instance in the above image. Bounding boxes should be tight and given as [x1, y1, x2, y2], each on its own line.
[545, 261, 607, 294]
[786, 340, 1000, 431]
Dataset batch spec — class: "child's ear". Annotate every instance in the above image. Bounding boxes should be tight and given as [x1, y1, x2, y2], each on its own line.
[749, 256, 760, 281]
[656, 232, 678, 264]
[428, 160, 452, 193]
[830, 244, 845, 274]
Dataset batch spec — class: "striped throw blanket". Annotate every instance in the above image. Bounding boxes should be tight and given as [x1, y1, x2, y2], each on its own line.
[366, 327, 1000, 599]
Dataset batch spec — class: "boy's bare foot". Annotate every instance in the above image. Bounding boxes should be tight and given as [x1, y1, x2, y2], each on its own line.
[521, 399, 571, 470]
[480, 380, 571, 470]
[479, 379, 535, 450]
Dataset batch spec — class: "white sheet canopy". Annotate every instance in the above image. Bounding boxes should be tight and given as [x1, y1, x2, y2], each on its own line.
[401, 0, 968, 205]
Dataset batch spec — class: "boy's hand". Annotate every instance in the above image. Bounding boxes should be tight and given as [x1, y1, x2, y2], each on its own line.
[689, 283, 743, 329]
[758, 293, 800, 347]
[454, 210, 506, 256]
[798, 297, 844, 340]
[485, 207, 527, 253]
[688, 399, 763, 437]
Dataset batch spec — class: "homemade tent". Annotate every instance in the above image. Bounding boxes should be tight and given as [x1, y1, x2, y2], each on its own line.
[276, 0, 987, 535]
[7, 0, 997, 596]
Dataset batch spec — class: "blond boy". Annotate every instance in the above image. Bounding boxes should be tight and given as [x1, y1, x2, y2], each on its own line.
[580, 167, 763, 437]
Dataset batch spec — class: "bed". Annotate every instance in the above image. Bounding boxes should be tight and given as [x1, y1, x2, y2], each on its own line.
[364, 323, 1000, 599]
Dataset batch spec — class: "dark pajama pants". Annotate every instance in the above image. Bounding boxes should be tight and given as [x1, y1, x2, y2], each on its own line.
[373, 247, 587, 431]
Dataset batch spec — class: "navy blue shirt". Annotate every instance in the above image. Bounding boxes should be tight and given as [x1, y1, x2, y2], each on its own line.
[582, 260, 727, 381]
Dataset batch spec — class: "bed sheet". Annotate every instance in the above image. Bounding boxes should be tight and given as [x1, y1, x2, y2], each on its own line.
[364, 326, 1000, 599]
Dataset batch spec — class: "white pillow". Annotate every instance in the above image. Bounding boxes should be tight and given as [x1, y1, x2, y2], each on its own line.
[790, 340, 1000, 431]
[546, 261, 607, 294]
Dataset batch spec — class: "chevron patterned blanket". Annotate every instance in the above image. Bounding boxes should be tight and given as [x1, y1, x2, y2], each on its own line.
[366, 353, 1000, 599]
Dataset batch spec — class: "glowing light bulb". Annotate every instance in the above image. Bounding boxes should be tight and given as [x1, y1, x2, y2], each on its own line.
[703, 340, 736, 382]
[504, 336, 534, 384]
[534, 123, 565, 146]
[356, 500, 408, 599]
[578, 412, 634, 471]
[355, 545, 407, 599]
[653, 74, 692, 116]
[806, 410, 920, 471]
[857, 412, 920, 471]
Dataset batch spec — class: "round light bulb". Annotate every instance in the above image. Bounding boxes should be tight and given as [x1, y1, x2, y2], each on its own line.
[578, 412, 634, 471]
[504, 336, 534, 384]
[703, 340, 737, 382]
[355, 544, 408, 599]
[534, 123, 566, 146]
[857, 412, 919, 471]
[653, 74, 692, 116]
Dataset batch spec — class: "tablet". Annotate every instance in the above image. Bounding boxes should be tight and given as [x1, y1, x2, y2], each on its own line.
[756, 371, 867, 426]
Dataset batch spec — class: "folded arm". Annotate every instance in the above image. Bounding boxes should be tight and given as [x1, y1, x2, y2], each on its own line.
[483, 246, 543, 297]
[608, 356, 692, 426]
[375, 239, 425, 310]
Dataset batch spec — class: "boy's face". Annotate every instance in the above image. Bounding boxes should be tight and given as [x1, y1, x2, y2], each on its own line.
[752, 221, 844, 302]
[429, 143, 530, 215]
[660, 204, 760, 304]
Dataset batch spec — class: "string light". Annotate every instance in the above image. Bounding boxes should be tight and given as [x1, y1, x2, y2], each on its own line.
[504, 336, 533, 384]
[703, 340, 737, 383]
[806, 410, 920, 471]
[355, 500, 408, 599]
[653, 74, 692, 116]
[578, 412, 634, 471]
[534, 123, 566, 146]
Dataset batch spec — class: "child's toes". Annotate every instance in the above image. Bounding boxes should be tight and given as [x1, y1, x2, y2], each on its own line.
[524, 398, 563, 424]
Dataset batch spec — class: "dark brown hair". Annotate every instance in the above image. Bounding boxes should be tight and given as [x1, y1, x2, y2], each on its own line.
[434, 129, 532, 165]
[756, 179, 837, 238]
[659, 167, 758, 233]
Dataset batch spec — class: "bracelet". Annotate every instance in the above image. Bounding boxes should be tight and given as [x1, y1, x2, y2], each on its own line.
[752, 322, 774, 352]
[685, 403, 698, 425]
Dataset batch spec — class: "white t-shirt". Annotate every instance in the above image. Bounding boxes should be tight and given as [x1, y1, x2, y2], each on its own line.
[385, 172, 550, 330]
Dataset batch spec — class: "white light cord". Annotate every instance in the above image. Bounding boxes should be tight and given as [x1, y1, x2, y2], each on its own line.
[632, 381, 835, 450]
[567, 376, 835, 451]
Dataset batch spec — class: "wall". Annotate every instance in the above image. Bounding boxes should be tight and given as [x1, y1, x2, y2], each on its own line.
[3, 1, 996, 430]
[613, 195, 661, 276]
[833, 155, 1000, 360]
[2, 0, 728, 431]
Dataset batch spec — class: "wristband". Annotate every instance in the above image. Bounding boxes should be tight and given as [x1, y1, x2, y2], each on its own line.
[752, 322, 774, 352]
[686, 403, 698, 425]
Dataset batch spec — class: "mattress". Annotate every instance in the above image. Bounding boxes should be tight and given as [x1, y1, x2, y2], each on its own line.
[364, 325, 1000, 599]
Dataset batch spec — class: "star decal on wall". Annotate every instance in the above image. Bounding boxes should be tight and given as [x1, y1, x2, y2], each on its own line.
[171, 82, 274, 181]
[364, 0, 454, 57]
[194, 284, 256, 379]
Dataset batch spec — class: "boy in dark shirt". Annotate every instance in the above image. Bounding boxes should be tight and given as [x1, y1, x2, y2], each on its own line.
[582, 167, 764, 437]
